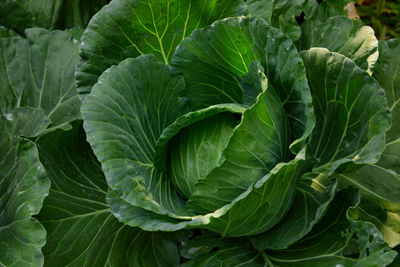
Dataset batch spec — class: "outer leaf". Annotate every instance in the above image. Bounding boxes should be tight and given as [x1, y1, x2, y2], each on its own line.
[298, 16, 378, 72]
[0, 28, 81, 130]
[76, 0, 246, 96]
[108, 152, 307, 237]
[106, 190, 188, 231]
[0, 0, 109, 33]
[300, 48, 390, 169]
[373, 39, 400, 142]
[0, 136, 49, 267]
[246, 0, 306, 41]
[179, 195, 397, 266]
[0, 107, 50, 176]
[389, 246, 400, 267]
[308, 0, 352, 21]
[0, 1, 34, 34]
[251, 170, 337, 250]
[265, 189, 397, 266]
[336, 148, 400, 206]
[0, 35, 29, 114]
[245, 0, 276, 27]
[202, 155, 307, 236]
[36, 122, 186, 267]
[171, 17, 314, 153]
[55, 0, 110, 29]
[335, 139, 400, 247]
[0, 108, 50, 214]
[246, 0, 355, 42]
[180, 237, 264, 267]
[0, 26, 18, 38]
[82, 55, 190, 218]
[349, 199, 400, 251]
[180, 231, 231, 260]
[0, 28, 83, 265]
[266, 251, 397, 266]
[379, 139, 400, 174]
[265, 189, 357, 264]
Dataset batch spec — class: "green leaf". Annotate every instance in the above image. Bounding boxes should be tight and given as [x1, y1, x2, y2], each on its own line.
[76, 0, 246, 96]
[300, 48, 391, 169]
[0, 28, 83, 265]
[389, 246, 400, 267]
[82, 54, 205, 234]
[378, 139, 400, 174]
[180, 231, 229, 260]
[202, 155, 307, 237]
[82, 54, 190, 218]
[0, 85, 52, 266]
[246, 0, 304, 41]
[265, 189, 357, 263]
[0, 0, 109, 33]
[336, 149, 400, 206]
[0, 35, 29, 114]
[181, 246, 264, 267]
[187, 86, 289, 214]
[266, 251, 397, 266]
[169, 112, 240, 199]
[240, 61, 268, 107]
[245, 0, 275, 23]
[108, 155, 308, 237]
[171, 16, 314, 153]
[154, 103, 246, 171]
[180, 233, 265, 267]
[0, 108, 49, 195]
[373, 39, 400, 142]
[308, 0, 352, 21]
[0, 28, 81, 131]
[0, 1, 34, 34]
[0, 25, 18, 38]
[0, 137, 49, 267]
[179, 197, 398, 266]
[55, 0, 110, 29]
[251, 170, 337, 250]
[245, 0, 322, 41]
[349, 199, 399, 252]
[265, 189, 397, 266]
[298, 16, 378, 72]
[36, 121, 186, 267]
[106, 189, 188, 232]
[335, 139, 400, 247]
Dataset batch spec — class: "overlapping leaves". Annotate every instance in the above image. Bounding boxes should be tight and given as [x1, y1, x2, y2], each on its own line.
[0, 136, 49, 267]
[81, 16, 314, 237]
[333, 38, 400, 250]
[0, 0, 109, 33]
[0, 0, 399, 266]
[182, 190, 397, 266]
[36, 122, 187, 267]
[0, 28, 81, 130]
[0, 26, 81, 266]
[76, 0, 247, 96]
